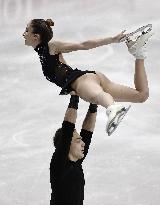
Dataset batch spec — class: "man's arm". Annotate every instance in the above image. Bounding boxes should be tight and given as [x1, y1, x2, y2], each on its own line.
[49, 31, 126, 53]
[64, 94, 79, 124]
[78, 104, 98, 164]
[81, 103, 98, 132]
[52, 95, 79, 174]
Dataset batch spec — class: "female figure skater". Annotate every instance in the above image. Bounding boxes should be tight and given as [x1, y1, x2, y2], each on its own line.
[23, 19, 152, 135]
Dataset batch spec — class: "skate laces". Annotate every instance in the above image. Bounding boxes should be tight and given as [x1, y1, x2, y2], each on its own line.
[126, 40, 136, 49]
[126, 30, 150, 43]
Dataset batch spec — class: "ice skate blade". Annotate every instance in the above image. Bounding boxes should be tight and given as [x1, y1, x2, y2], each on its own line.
[106, 105, 131, 136]
[120, 24, 152, 42]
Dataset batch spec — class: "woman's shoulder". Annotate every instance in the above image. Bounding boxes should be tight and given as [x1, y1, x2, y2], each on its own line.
[48, 40, 61, 55]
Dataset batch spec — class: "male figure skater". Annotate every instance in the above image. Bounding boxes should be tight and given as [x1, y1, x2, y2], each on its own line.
[50, 93, 98, 205]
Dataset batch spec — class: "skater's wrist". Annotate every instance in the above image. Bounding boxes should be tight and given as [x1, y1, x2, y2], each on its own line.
[111, 36, 120, 43]
[110, 37, 115, 43]
[104, 37, 115, 45]
[88, 103, 98, 113]
[111, 31, 127, 43]
[68, 95, 79, 110]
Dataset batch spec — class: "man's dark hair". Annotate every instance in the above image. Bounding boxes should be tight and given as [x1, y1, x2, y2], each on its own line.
[53, 127, 63, 148]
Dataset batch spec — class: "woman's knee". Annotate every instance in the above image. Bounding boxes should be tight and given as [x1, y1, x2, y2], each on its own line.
[137, 90, 149, 103]
[89, 92, 102, 104]
[76, 84, 103, 102]
[80, 90, 102, 103]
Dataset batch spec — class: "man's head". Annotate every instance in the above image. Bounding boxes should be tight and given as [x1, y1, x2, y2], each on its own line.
[53, 128, 85, 162]
[23, 19, 54, 47]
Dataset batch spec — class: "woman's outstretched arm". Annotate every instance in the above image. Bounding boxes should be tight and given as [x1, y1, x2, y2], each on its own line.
[49, 31, 126, 53]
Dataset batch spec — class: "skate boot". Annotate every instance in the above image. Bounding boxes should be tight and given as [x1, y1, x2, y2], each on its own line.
[126, 40, 147, 59]
[120, 24, 153, 43]
[126, 30, 153, 59]
[106, 104, 131, 136]
[124, 24, 153, 59]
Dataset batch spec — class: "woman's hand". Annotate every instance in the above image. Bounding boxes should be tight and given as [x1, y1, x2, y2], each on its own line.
[112, 30, 126, 43]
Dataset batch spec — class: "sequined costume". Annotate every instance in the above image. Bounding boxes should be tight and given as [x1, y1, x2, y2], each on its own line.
[34, 43, 96, 95]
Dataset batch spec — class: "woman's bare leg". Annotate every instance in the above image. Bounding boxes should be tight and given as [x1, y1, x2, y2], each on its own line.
[71, 73, 115, 108]
[71, 58, 148, 107]
[96, 59, 149, 103]
[71, 72, 132, 136]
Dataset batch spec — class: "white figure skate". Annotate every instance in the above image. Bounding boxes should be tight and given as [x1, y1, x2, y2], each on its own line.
[124, 24, 153, 59]
[126, 39, 148, 59]
[106, 105, 131, 136]
[120, 24, 153, 43]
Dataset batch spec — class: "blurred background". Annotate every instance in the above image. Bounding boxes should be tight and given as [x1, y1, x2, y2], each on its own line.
[0, 0, 160, 204]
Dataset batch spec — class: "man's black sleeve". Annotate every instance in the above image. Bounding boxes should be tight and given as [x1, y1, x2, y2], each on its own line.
[77, 103, 97, 164]
[51, 95, 79, 174]
[51, 121, 75, 176]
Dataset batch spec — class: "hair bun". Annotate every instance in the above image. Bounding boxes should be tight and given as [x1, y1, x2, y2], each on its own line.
[45, 19, 54, 27]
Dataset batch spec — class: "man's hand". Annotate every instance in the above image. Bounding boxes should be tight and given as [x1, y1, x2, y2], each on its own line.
[112, 30, 126, 43]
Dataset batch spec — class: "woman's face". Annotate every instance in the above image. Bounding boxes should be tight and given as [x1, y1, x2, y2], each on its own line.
[23, 21, 40, 47]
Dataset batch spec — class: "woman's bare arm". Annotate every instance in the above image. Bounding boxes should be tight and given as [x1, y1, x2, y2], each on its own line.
[49, 31, 126, 53]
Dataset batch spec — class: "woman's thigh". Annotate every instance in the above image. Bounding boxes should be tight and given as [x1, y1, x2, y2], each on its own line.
[96, 72, 140, 102]
[71, 72, 101, 90]
[71, 73, 103, 101]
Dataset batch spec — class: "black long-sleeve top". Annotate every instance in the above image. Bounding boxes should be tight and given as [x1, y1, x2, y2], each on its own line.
[50, 121, 93, 205]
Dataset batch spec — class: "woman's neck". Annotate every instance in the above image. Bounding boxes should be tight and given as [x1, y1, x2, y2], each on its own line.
[32, 41, 41, 49]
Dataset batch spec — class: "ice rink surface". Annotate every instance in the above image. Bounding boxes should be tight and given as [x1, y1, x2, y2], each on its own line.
[0, 0, 160, 204]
